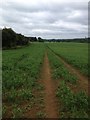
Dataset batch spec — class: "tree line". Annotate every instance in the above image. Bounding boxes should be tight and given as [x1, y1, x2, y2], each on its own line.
[2, 27, 89, 49]
[2, 27, 40, 49]
[44, 38, 89, 43]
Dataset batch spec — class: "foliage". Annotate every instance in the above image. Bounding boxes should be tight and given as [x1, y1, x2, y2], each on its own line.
[38, 37, 44, 42]
[56, 81, 88, 118]
[2, 27, 29, 48]
[2, 28, 16, 48]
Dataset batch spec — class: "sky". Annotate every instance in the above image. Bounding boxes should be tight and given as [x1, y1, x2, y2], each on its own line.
[0, 0, 89, 39]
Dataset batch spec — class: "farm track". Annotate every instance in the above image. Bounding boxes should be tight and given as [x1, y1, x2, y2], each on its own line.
[40, 52, 59, 118]
[48, 47, 88, 94]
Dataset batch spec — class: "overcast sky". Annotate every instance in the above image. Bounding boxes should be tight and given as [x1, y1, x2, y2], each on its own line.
[0, 0, 89, 39]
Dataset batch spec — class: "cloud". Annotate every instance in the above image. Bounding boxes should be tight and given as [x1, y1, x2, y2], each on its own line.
[0, 0, 88, 39]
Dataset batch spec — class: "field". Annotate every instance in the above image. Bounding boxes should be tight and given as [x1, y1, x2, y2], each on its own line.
[2, 42, 89, 118]
[47, 42, 88, 76]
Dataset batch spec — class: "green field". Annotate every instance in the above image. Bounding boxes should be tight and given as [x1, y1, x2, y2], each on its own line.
[47, 42, 88, 76]
[2, 42, 89, 118]
[2, 43, 46, 118]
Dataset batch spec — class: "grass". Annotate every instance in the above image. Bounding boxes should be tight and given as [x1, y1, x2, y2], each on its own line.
[56, 81, 88, 118]
[47, 49, 78, 84]
[2, 43, 46, 118]
[47, 42, 88, 76]
[12, 105, 24, 118]
[36, 111, 46, 118]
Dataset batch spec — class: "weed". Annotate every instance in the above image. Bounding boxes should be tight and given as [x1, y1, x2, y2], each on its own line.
[56, 81, 88, 118]
[12, 105, 23, 118]
[36, 111, 46, 118]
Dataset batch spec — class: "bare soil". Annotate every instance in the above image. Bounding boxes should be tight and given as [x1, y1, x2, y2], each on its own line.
[40, 52, 59, 118]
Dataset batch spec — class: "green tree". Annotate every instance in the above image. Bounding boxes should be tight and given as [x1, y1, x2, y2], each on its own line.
[2, 28, 16, 48]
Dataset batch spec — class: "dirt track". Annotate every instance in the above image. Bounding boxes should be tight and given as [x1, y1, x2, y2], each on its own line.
[40, 52, 59, 118]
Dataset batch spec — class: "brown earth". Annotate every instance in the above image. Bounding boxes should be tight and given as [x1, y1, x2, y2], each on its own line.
[40, 52, 59, 118]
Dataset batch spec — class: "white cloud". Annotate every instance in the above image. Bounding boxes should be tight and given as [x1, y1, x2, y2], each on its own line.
[67, 10, 82, 19]
[0, 0, 88, 38]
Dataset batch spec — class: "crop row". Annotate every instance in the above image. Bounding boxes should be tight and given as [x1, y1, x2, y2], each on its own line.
[47, 49, 78, 84]
[47, 43, 88, 76]
[56, 81, 88, 118]
[2, 43, 45, 118]
[47, 49, 88, 118]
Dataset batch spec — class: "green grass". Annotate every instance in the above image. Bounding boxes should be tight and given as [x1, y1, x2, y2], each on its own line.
[12, 105, 24, 118]
[56, 81, 88, 118]
[2, 43, 45, 118]
[47, 49, 77, 84]
[47, 42, 88, 76]
[36, 111, 46, 118]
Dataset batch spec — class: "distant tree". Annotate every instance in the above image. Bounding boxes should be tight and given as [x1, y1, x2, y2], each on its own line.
[2, 28, 16, 48]
[29, 37, 37, 42]
[16, 34, 23, 45]
[2, 27, 30, 49]
[16, 34, 29, 45]
[38, 37, 44, 42]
